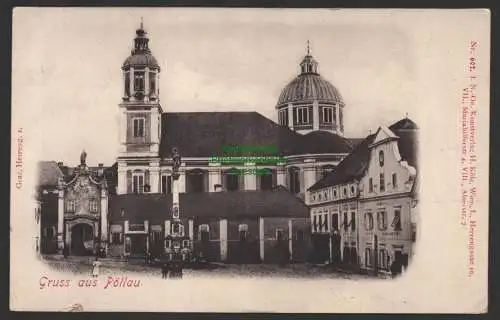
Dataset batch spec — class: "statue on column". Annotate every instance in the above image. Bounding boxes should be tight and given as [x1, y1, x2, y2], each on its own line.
[80, 150, 87, 166]
[172, 147, 181, 180]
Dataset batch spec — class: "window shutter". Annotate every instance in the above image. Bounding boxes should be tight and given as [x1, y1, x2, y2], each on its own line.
[126, 170, 132, 194]
[145, 116, 150, 141]
[238, 174, 244, 191]
[256, 172, 261, 190]
[145, 169, 150, 189]
[203, 171, 209, 193]
[272, 170, 277, 188]
[165, 220, 171, 237]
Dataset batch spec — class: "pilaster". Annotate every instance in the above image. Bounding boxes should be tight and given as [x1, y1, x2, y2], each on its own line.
[287, 103, 294, 130]
[219, 219, 228, 261]
[244, 162, 257, 191]
[208, 163, 222, 192]
[57, 189, 64, 252]
[100, 189, 108, 243]
[117, 162, 127, 195]
[313, 100, 319, 131]
[149, 161, 160, 193]
[259, 217, 265, 262]
[288, 219, 293, 261]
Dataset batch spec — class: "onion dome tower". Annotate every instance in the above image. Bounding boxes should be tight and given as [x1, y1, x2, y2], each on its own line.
[121, 19, 160, 103]
[276, 41, 345, 136]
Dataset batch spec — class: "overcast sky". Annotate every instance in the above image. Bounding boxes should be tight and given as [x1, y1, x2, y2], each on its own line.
[13, 8, 486, 166]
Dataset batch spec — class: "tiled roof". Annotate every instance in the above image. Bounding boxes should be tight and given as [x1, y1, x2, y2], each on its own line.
[309, 118, 419, 191]
[37, 161, 64, 187]
[159, 112, 353, 158]
[308, 133, 376, 191]
[108, 186, 309, 221]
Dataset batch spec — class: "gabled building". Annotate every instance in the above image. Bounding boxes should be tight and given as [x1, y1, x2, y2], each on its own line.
[307, 117, 418, 274]
[358, 118, 418, 274]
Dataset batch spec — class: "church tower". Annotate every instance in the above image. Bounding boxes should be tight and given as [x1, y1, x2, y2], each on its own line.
[117, 21, 162, 194]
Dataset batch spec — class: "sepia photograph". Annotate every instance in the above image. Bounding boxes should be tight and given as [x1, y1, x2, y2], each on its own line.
[11, 8, 489, 312]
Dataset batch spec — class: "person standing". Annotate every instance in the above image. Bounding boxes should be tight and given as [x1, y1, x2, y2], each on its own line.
[91, 257, 102, 278]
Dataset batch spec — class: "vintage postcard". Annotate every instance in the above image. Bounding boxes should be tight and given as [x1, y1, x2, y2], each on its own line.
[10, 8, 490, 312]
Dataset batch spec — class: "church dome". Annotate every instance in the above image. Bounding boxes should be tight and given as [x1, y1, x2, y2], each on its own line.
[122, 23, 160, 70]
[277, 71, 343, 106]
[123, 54, 159, 70]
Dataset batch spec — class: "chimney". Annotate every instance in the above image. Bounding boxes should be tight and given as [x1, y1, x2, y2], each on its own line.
[214, 184, 223, 192]
[97, 163, 104, 177]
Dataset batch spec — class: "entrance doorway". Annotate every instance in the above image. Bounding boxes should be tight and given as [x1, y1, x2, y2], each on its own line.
[129, 234, 147, 256]
[71, 223, 94, 256]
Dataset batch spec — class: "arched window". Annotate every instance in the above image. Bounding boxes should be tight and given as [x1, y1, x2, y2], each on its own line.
[238, 224, 249, 241]
[186, 169, 208, 193]
[223, 168, 242, 192]
[288, 167, 301, 194]
[198, 224, 210, 243]
[258, 168, 276, 191]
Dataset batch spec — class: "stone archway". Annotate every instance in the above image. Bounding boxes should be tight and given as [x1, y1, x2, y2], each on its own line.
[68, 219, 95, 256]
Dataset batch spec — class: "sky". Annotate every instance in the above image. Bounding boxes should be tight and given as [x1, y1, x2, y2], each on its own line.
[13, 8, 462, 165]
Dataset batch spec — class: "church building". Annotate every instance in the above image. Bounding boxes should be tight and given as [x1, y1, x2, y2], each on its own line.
[36, 22, 363, 263]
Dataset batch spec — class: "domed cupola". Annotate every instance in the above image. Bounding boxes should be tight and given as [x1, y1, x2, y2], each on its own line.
[276, 42, 345, 136]
[121, 20, 160, 103]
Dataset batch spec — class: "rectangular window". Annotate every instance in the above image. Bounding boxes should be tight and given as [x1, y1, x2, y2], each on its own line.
[365, 211, 374, 230]
[294, 106, 310, 124]
[133, 118, 145, 138]
[89, 199, 99, 213]
[392, 173, 397, 189]
[134, 72, 145, 91]
[369, 178, 373, 193]
[332, 213, 339, 230]
[351, 212, 356, 232]
[133, 174, 144, 194]
[111, 232, 122, 245]
[161, 175, 172, 194]
[199, 224, 210, 243]
[377, 210, 387, 230]
[343, 212, 348, 231]
[365, 248, 372, 267]
[323, 214, 328, 232]
[321, 106, 334, 123]
[295, 229, 304, 241]
[391, 208, 402, 231]
[65, 200, 76, 213]
[380, 173, 385, 192]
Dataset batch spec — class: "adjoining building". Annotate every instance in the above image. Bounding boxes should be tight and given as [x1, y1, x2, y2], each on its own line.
[307, 117, 419, 274]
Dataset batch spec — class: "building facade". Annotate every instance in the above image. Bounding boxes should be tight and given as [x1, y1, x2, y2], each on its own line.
[307, 118, 418, 274]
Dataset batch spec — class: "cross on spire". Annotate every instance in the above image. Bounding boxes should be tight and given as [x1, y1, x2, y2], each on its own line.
[307, 40, 311, 55]
[140, 17, 144, 29]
